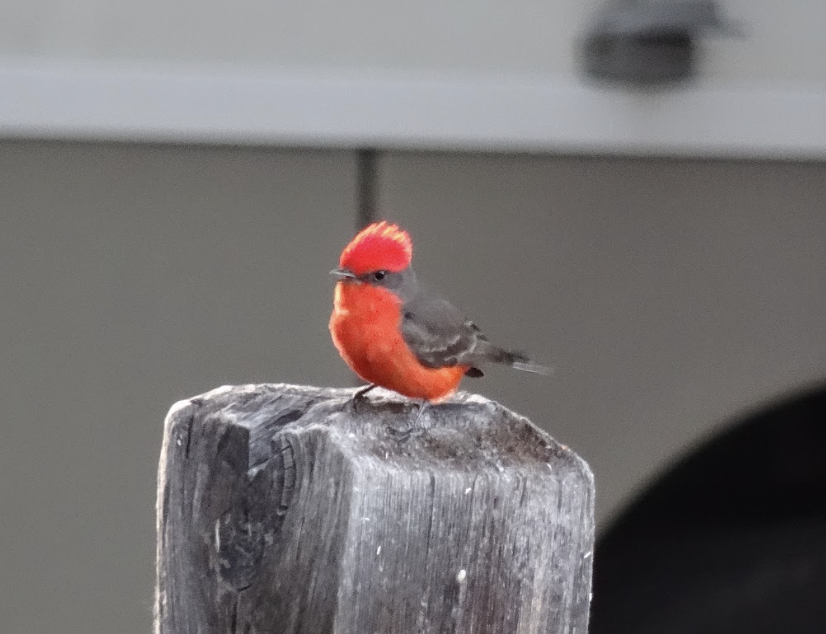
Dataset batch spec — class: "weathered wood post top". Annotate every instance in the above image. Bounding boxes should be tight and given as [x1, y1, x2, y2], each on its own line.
[156, 383, 594, 634]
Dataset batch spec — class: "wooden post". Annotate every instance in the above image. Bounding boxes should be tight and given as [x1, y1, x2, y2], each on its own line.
[155, 384, 594, 634]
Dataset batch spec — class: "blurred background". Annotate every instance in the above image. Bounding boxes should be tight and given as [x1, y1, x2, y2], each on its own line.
[1, 0, 824, 633]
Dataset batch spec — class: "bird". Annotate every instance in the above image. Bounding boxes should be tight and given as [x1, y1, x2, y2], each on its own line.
[329, 221, 550, 430]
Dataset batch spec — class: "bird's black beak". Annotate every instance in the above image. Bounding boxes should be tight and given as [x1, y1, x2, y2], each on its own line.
[330, 268, 357, 281]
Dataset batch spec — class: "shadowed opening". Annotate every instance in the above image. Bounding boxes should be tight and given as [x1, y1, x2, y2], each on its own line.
[591, 383, 826, 634]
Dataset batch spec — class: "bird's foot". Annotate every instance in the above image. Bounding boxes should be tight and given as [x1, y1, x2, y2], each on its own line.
[350, 384, 377, 413]
[387, 400, 430, 441]
[386, 422, 425, 441]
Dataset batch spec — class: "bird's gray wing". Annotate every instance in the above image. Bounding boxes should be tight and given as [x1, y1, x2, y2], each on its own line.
[401, 293, 550, 376]
[400, 294, 489, 375]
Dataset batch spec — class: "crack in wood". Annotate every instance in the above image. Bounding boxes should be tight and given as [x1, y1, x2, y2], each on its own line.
[155, 384, 594, 634]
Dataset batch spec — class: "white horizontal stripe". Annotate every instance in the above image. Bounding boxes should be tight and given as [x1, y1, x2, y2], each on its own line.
[1, 58, 824, 158]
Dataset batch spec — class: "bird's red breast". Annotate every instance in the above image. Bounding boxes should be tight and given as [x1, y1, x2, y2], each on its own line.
[329, 281, 467, 402]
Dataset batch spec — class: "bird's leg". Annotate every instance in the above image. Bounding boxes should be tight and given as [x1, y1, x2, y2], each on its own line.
[354, 383, 377, 400]
[351, 383, 377, 413]
[389, 399, 429, 440]
[412, 399, 430, 430]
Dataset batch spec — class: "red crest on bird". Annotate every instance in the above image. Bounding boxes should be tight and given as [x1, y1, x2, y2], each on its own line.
[339, 221, 413, 275]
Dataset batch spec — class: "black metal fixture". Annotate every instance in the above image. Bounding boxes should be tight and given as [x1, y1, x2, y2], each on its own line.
[581, 0, 740, 86]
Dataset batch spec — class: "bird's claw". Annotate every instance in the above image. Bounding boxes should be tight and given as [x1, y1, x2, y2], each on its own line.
[386, 424, 424, 441]
[386, 400, 430, 441]
[350, 384, 377, 414]
[350, 395, 365, 414]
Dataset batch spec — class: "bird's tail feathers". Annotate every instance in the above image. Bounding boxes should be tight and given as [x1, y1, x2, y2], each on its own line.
[487, 346, 553, 376]
[511, 359, 553, 376]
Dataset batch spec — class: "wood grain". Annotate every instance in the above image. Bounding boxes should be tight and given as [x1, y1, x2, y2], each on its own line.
[155, 384, 594, 634]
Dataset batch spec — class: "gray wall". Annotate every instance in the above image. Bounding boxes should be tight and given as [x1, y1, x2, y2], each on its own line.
[379, 152, 826, 525]
[1, 0, 825, 83]
[0, 141, 356, 634]
[1, 140, 825, 633]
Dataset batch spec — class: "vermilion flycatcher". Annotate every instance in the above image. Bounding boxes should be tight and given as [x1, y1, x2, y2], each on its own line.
[329, 221, 549, 427]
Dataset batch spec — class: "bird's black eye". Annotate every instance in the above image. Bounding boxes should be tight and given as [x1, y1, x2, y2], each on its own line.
[372, 270, 387, 281]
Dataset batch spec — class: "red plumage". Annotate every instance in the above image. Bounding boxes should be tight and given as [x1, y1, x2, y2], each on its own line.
[329, 221, 550, 409]
[339, 221, 412, 275]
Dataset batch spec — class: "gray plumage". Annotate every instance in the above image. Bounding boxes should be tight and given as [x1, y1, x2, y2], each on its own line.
[350, 265, 551, 378]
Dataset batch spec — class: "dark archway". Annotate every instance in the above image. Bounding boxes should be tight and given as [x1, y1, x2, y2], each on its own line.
[590, 383, 826, 634]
